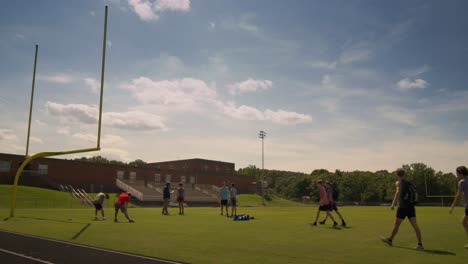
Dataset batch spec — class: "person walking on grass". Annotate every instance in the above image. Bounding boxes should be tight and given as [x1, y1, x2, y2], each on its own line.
[162, 182, 171, 215]
[93, 192, 109, 220]
[449, 166, 468, 249]
[319, 181, 346, 227]
[311, 180, 338, 227]
[381, 168, 423, 250]
[220, 182, 230, 216]
[114, 192, 134, 223]
[177, 183, 185, 215]
[230, 183, 238, 217]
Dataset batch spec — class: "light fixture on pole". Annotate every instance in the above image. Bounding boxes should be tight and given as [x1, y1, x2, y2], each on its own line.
[259, 130, 266, 205]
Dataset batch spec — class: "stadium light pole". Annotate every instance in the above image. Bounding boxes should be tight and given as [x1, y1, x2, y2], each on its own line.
[259, 130, 266, 205]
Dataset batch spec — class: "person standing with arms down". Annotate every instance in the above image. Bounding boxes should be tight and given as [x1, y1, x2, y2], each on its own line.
[114, 192, 134, 223]
[381, 168, 423, 250]
[220, 182, 230, 216]
[177, 183, 185, 215]
[449, 166, 468, 249]
[162, 182, 171, 215]
[93, 192, 109, 220]
[319, 181, 346, 227]
[311, 180, 338, 227]
[230, 183, 238, 217]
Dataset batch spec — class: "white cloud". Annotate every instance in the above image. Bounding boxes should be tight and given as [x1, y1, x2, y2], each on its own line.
[122, 76, 311, 125]
[208, 55, 228, 73]
[264, 109, 312, 125]
[46, 101, 167, 131]
[307, 61, 337, 70]
[339, 47, 373, 65]
[72, 133, 96, 143]
[106, 40, 112, 47]
[104, 111, 167, 130]
[46, 101, 98, 124]
[57, 126, 71, 135]
[30, 136, 44, 144]
[154, 0, 190, 12]
[84, 77, 100, 93]
[378, 106, 416, 126]
[34, 119, 46, 127]
[102, 135, 126, 145]
[128, 0, 159, 21]
[221, 103, 312, 125]
[397, 78, 428, 90]
[222, 103, 265, 121]
[14, 34, 25, 40]
[404, 65, 430, 77]
[127, 0, 190, 21]
[90, 11, 95, 16]
[0, 128, 18, 141]
[228, 79, 273, 95]
[37, 73, 74, 84]
[121, 77, 217, 111]
[209, 22, 215, 29]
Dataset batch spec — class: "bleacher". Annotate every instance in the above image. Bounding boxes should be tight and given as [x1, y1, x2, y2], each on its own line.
[116, 179, 219, 205]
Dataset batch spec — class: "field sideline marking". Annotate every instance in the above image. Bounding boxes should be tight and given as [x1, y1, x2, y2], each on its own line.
[0, 247, 54, 264]
[0, 229, 183, 264]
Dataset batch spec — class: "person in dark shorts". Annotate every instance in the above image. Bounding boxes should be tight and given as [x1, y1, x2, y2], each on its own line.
[114, 192, 134, 223]
[93, 192, 109, 220]
[220, 182, 230, 216]
[319, 181, 346, 227]
[311, 180, 338, 227]
[449, 166, 468, 249]
[162, 182, 171, 215]
[230, 183, 237, 217]
[177, 183, 185, 215]
[381, 168, 423, 250]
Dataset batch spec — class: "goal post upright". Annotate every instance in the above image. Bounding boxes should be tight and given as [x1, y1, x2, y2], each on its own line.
[25, 44, 38, 157]
[97, 5, 108, 149]
[9, 6, 109, 218]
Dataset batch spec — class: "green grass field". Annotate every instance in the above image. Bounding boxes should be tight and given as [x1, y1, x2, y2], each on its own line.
[1, 185, 467, 263]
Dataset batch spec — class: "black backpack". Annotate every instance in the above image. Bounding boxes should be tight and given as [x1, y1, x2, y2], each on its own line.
[402, 180, 418, 205]
[331, 185, 339, 201]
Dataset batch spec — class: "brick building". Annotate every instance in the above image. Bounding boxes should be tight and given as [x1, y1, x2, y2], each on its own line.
[0, 153, 257, 194]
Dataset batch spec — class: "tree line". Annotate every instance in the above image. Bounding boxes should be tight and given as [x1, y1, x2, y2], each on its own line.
[72, 156, 147, 167]
[238, 163, 459, 204]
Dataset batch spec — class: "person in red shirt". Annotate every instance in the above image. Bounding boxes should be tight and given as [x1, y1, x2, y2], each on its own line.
[114, 192, 134, 223]
[311, 180, 338, 227]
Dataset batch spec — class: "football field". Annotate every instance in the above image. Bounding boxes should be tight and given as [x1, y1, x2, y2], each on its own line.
[1, 204, 467, 263]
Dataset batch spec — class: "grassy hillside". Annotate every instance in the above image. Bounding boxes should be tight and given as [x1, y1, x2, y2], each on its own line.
[0, 185, 102, 209]
[237, 194, 306, 207]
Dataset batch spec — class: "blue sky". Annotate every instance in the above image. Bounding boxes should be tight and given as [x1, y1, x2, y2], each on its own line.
[1, 0, 467, 173]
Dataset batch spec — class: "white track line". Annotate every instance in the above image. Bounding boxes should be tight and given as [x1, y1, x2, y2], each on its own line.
[0, 248, 54, 264]
[0, 229, 182, 264]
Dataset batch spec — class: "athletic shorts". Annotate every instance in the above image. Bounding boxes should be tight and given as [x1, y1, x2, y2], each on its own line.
[231, 198, 237, 207]
[177, 197, 184, 203]
[319, 204, 331, 211]
[465, 208, 468, 216]
[221, 199, 228, 205]
[93, 202, 103, 210]
[163, 198, 170, 206]
[330, 202, 338, 211]
[114, 204, 126, 213]
[396, 206, 416, 219]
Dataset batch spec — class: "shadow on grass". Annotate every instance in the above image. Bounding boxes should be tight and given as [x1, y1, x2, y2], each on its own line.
[393, 246, 456, 256]
[17, 216, 89, 224]
[72, 223, 91, 240]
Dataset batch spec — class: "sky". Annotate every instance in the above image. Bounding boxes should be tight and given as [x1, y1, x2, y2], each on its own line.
[0, 0, 467, 173]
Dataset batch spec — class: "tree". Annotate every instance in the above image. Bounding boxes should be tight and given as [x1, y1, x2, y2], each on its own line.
[128, 159, 146, 167]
